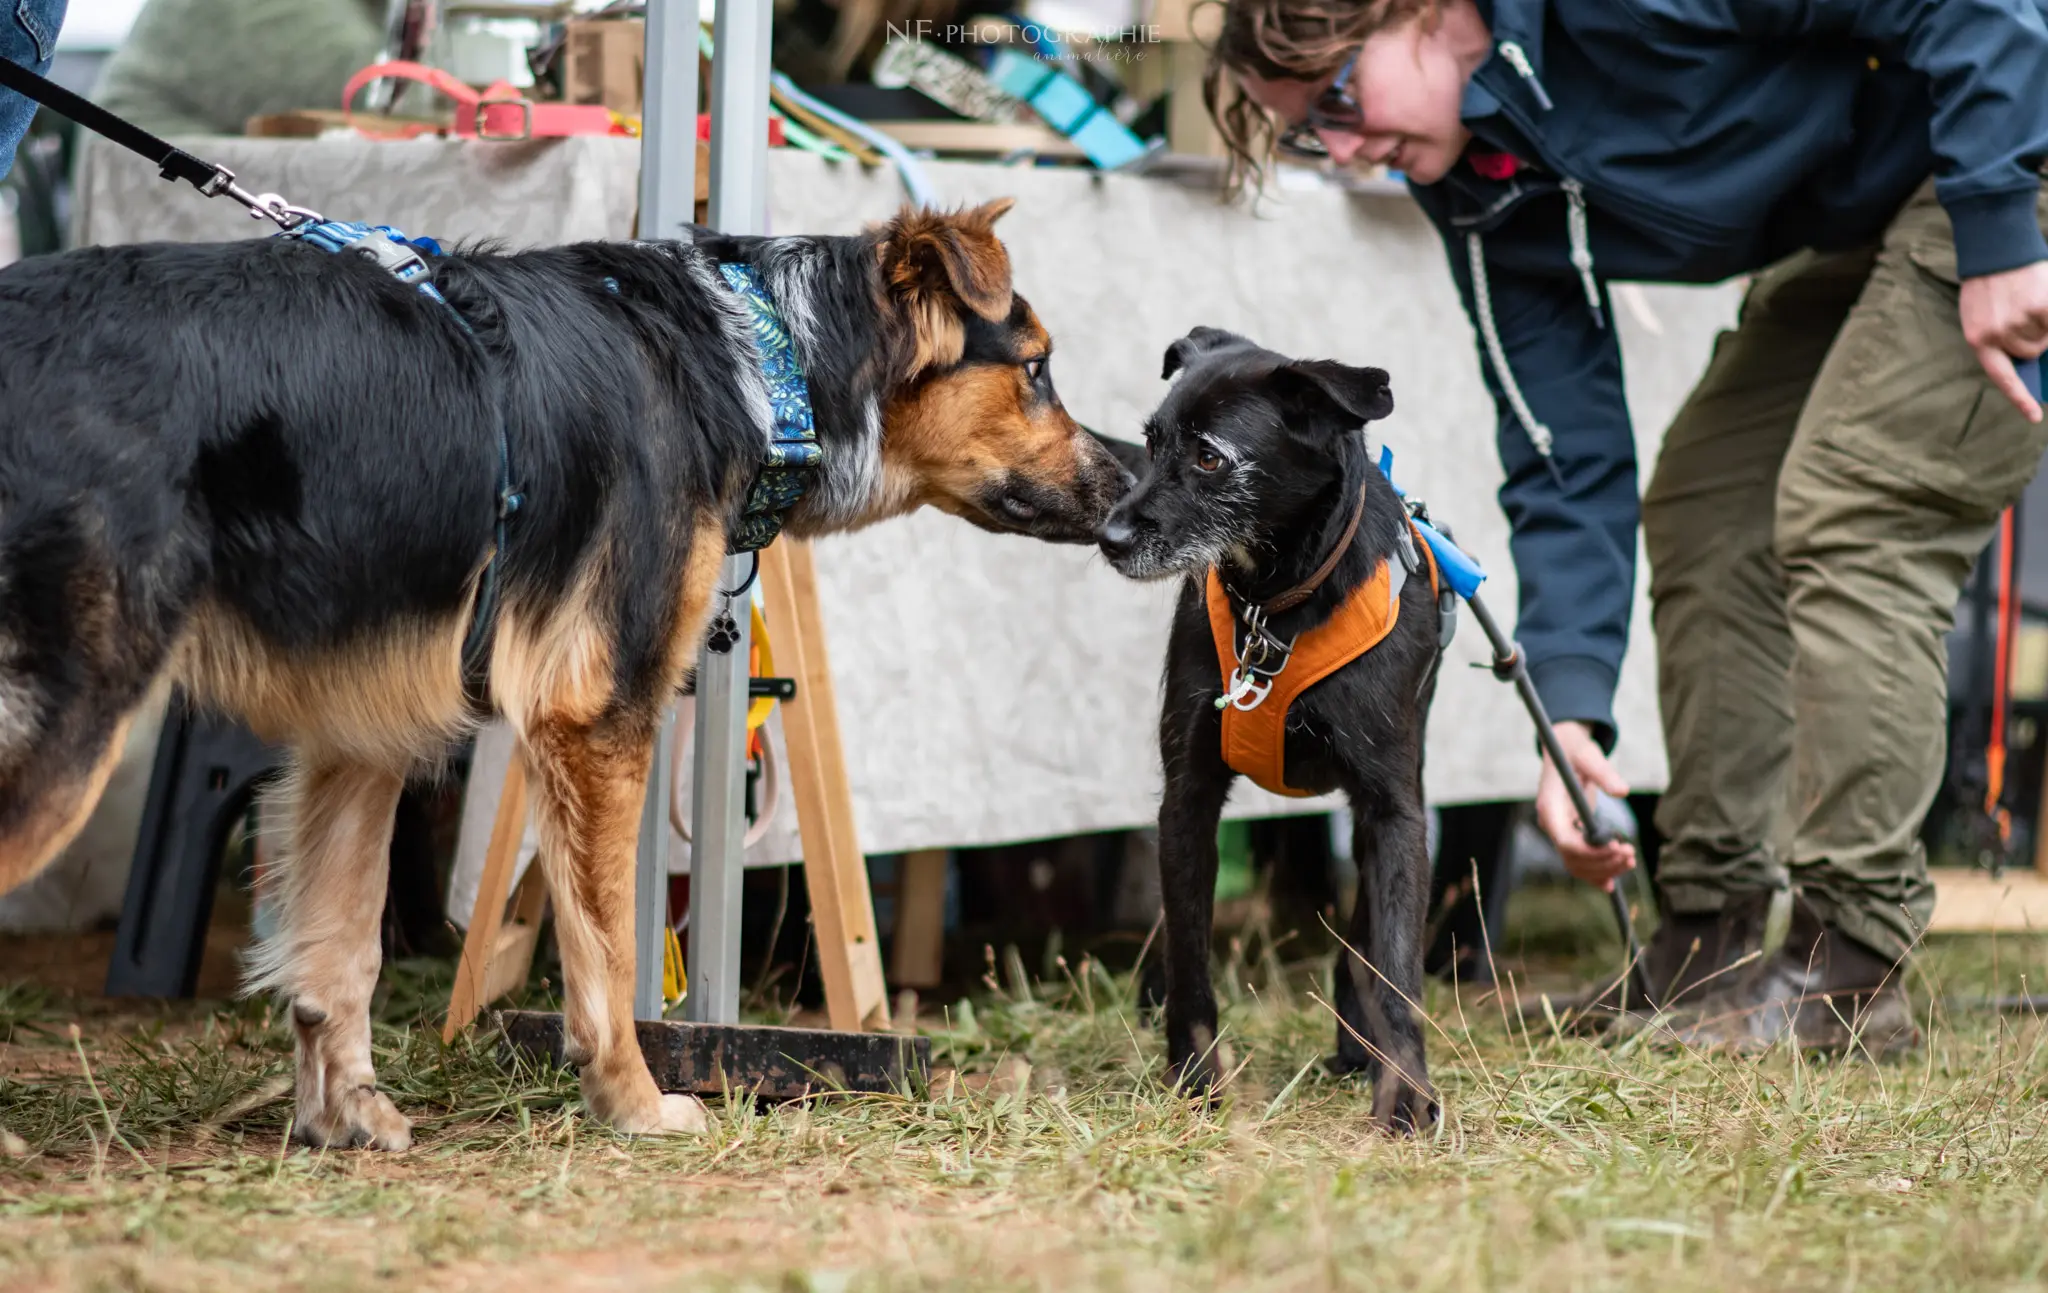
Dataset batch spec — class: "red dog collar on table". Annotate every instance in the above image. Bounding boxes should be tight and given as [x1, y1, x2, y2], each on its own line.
[342, 61, 632, 140]
[340, 61, 791, 145]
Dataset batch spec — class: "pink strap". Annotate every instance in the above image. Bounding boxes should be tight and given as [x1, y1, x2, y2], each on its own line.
[342, 61, 628, 140]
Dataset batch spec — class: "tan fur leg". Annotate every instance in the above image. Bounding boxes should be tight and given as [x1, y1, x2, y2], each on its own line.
[252, 759, 412, 1151]
[523, 718, 705, 1135]
[502, 517, 726, 1137]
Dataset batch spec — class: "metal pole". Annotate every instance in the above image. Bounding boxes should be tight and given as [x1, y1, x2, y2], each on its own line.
[631, 0, 702, 1021]
[635, 0, 702, 244]
[686, 0, 775, 1025]
[634, 719, 673, 1019]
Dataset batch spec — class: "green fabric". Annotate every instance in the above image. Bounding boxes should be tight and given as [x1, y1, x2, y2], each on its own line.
[91, 0, 386, 137]
[1644, 177, 2048, 961]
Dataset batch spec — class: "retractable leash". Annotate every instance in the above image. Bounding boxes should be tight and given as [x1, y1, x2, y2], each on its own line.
[1378, 448, 1661, 1011]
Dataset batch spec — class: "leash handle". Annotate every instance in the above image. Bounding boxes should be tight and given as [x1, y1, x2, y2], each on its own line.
[1466, 590, 1658, 1009]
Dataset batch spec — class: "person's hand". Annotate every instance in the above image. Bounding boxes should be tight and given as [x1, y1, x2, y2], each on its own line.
[1535, 720, 1637, 891]
[1960, 260, 2048, 423]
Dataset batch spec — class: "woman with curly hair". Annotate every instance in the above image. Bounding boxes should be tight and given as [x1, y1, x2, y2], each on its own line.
[1202, 0, 2048, 1052]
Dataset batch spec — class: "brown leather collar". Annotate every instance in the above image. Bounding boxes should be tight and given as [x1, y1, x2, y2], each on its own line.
[1230, 479, 1370, 618]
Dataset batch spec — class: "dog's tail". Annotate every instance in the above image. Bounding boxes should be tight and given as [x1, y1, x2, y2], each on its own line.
[0, 503, 189, 897]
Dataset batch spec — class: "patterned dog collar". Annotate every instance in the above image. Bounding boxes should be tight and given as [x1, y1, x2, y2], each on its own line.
[717, 262, 823, 553]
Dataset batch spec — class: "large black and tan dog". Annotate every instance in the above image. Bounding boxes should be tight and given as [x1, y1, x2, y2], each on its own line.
[1099, 327, 1443, 1134]
[0, 198, 1123, 1148]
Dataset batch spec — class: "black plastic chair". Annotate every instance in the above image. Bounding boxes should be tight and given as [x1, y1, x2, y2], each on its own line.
[104, 690, 283, 998]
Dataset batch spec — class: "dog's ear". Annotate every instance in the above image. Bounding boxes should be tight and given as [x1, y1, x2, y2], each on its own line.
[1161, 326, 1252, 380]
[1272, 359, 1394, 430]
[880, 199, 1016, 323]
[879, 200, 1018, 374]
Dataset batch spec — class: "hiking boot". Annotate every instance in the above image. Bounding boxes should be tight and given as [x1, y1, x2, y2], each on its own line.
[1536, 890, 1772, 1034]
[1647, 896, 1920, 1057]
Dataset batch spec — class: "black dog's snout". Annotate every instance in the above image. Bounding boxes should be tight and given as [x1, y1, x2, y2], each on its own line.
[1098, 513, 1138, 559]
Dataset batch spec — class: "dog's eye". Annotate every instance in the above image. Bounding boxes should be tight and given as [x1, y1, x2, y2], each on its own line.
[1022, 357, 1046, 382]
[1195, 445, 1226, 473]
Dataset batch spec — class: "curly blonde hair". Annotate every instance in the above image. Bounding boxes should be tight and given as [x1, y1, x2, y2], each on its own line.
[1200, 0, 1442, 198]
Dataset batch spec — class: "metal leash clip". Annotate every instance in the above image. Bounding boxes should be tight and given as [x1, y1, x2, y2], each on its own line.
[199, 165, 324, 231]
[1217, 607, 1295, 712]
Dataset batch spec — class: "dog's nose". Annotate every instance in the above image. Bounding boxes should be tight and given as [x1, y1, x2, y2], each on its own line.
[1099, 514, 1137, 559]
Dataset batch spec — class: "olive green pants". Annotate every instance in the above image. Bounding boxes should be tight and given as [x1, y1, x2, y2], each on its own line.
[1643, 177, 2048, 961]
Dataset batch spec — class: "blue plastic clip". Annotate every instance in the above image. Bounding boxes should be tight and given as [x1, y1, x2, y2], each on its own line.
[1376, 444, 1487, 601]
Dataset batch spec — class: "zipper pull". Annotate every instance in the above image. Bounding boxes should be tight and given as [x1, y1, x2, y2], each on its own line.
[1497, 42, 1555, 112]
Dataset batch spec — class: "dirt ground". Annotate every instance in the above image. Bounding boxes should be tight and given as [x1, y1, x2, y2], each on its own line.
[6, 884, 2048, 1292]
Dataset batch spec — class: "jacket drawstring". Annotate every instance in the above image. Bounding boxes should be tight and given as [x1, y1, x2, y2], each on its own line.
[1562, 178, 1605, 330]
[1471, 40, 1605, 475]
[1467, 230, 1556, 462]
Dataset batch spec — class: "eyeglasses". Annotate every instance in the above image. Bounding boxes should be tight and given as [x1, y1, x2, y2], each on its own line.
[1274, 49, 1363, 160]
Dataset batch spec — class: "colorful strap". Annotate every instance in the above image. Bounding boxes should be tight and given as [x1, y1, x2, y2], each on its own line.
[872, 39, 1024, 124]
[717, 263, 823, 553]
[984, 48, 1154, 171]
[342, 61, 630, 140]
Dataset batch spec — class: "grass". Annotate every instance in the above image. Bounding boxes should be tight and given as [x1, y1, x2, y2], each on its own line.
[4, 881, 2048, 1292]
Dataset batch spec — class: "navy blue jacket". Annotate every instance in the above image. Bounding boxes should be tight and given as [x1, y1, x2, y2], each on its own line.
[1408, 0, 2048, 748]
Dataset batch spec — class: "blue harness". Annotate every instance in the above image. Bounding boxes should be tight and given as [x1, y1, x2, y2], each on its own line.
[278, 220, 822, 700]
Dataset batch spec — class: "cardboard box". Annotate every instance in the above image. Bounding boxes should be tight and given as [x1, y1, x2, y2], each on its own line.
[1150, 0, 1222, 44]
[1148, 0, 1226, 157]
[563, 17, 646, 117]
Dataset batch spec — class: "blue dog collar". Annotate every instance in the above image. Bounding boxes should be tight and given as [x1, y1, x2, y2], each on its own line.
[717, 261, 823, 553]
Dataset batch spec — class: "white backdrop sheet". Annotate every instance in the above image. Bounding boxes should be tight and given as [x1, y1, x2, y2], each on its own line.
[10, 136, 1739, 933]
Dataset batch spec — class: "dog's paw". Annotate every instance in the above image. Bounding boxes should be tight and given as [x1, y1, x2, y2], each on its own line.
[590, 1089, 713, 1137]
[1168, 1044, 1231, 1103]
[294, 1085, 413, 1151]
[1371, 1074, 1439, 1138]
[656, 1093, 711, 1135]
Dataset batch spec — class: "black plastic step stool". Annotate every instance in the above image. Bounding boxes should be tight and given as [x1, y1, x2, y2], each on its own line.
[104, 691, 283, 998]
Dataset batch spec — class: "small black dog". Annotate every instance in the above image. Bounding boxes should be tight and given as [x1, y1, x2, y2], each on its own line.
[1099, 327, 1446, 1134]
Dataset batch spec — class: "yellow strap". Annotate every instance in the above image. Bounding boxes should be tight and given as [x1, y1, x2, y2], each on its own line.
[746, 601, 776, 733]
[662, 925, 688, 1008]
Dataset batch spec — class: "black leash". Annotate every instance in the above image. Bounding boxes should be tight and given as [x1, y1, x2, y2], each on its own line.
[0, 54, 322, 230]
[1464, 591, 1659, 1011]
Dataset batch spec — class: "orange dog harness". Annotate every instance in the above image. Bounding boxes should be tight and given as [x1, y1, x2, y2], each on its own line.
[1207, 522, 1440, 797]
